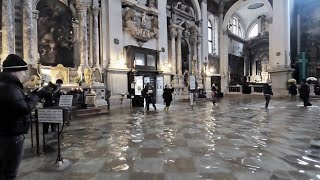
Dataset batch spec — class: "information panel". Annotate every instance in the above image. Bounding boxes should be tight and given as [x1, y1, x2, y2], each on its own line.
[38, 109, 63, 124]
[59, 95, 73, 107]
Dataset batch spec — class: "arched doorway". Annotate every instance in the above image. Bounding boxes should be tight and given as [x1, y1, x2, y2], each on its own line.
[37, 0, 76, 67]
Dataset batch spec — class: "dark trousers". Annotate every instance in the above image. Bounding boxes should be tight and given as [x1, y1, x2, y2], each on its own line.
[165, 101, 171, 107]
[0, 135, 25, 180]
[301, 97, 312, 106]
[145, 97, 156, 110]
[264, 95, 271, 108]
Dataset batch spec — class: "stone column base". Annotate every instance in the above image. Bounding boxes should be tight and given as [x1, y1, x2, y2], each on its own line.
[269, 69, 291, 98]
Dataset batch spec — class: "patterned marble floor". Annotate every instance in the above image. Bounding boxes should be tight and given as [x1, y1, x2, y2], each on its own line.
[17, 96, 320, 180]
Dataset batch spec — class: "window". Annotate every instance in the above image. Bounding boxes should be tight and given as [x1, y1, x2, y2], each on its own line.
[208, 16, 219, 55]
[147, 55, 156, 67]
[208, 21, 213, 54]
[135, 53, 145, 66]
[228, 16, 243, 38]
[248, 23, 259, 39]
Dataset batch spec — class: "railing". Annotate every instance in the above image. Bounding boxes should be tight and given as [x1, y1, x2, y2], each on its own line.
[228, 86, 242, 93]
[227, 85, 264, 95]
[252, 85, 264, 94]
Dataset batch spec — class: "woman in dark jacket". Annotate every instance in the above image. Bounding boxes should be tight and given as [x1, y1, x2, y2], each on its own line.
[162, 84, 174, 111]
[288, 83, 297, 101]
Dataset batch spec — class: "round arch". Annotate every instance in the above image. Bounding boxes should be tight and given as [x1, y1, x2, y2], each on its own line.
[35, 0, 78, 20]
[222, 0, 272, 33]
[190, 0, 201, 20]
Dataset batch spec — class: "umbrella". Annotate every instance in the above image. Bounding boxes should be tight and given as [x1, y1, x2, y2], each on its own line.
[306, 77, 317, 81]
[288, 78, 296, 83]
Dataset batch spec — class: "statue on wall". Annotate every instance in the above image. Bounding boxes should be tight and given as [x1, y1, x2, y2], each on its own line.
[148, 0, 157, 8]
[84, 68, 93, 86]
[124, 7, 135, 23]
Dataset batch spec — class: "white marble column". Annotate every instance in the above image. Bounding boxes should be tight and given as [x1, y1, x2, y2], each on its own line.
[76, 1, 89, 71]
[23, 0, 35, 65]
[169, 25, 177, 74]
[176, 27, 184, 75]
[1, 0, 14, 63]
[92, 5, 100, 69]
[269, 0, 293, 97]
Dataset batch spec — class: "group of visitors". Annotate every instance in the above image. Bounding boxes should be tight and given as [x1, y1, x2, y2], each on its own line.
[263, 79, 313, 108]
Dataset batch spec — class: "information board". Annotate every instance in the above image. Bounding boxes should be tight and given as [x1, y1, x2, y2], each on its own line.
[59, 95, 73, 107]
[38, 109, 63, 124]
[189, 76, 196, 90]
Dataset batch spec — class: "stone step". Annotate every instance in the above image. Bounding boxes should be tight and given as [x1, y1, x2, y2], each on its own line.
[75, 106, 109, 119]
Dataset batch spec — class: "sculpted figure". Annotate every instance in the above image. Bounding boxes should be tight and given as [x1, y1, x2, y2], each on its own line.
[151, 16, 158, 30]
[124, 7, 135, 22]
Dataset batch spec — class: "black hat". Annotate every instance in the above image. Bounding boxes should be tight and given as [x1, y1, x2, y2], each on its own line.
[56, 79, 63, 84]
[2, 54, 28, 72]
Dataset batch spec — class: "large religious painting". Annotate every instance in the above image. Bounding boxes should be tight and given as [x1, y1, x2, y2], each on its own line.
[37, 0, 75, 67]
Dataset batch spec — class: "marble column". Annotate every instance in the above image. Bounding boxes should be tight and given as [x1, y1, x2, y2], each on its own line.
[23, 0, 35, 65]
[92, 5, 101, 69]
[176, 27, 184, 75]
[1, 0, 14, 63]
[269, 0, 293, 97]
[169, 25, 177, 74]
[76, 1, 89, 72]
[32, 10, 39, 65]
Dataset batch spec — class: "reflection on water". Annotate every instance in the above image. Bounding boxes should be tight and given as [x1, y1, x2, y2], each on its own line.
[19, 97, 320, 179]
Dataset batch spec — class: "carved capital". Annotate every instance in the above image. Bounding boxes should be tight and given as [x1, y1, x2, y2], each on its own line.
[32, 10, 39, 20]
[177, 28, 184, 38]
[76, 0, 89, 12]
[169, 26, 177, 39]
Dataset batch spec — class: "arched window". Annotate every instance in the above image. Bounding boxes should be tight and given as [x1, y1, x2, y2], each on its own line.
[208, 21, 213, 54]
[208, 16, 219, 55]
[248, 23, 259, 39]
[228, 16, 243, 38]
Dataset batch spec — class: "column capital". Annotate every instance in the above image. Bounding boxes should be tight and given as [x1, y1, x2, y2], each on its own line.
[76, 0, 89, 12]
[176, 27, 184, 38]
[169, 25, 178, 39]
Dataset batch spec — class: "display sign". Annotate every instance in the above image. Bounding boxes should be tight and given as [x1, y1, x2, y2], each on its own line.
[189, 76, 196, 90]
[59, 95, 73, 107]
[38, 109, 63, 124]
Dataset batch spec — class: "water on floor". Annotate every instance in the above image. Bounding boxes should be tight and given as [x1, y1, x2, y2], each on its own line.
[18, 96, 320, 180]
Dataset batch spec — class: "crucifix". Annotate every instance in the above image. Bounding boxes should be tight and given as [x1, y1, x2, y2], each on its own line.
[298, 52, 308, 82]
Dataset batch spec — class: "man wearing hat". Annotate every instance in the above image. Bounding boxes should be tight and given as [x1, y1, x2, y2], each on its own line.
[0, 54, 48, 179]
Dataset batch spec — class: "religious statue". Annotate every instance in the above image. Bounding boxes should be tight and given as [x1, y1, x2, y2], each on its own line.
[151, 16, 159, 30]
[84, 68, 93, 86]
[124, 7, 135, 23]
[148, 0, 156, 8]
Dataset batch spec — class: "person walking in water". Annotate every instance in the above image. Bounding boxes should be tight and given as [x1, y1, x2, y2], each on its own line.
[288, 82, 298, 101]
[299, 80, 312, 106]
[141, 83, 157, 111]
[263, 81, 273, 108]
[211, 83, 218, 105]
[162, 84, 174, 111]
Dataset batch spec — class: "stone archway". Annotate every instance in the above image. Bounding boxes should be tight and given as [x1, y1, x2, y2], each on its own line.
[37, 0, 76, 67]
[220, 0, 273, 93]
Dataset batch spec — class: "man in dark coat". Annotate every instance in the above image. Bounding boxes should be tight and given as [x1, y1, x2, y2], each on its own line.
[0, 54, 48, 180]
[141, 83, 157, 111]
[263, 81, 273, 108]
[162, 84, 174, 111]
[299, 81, 312, 106]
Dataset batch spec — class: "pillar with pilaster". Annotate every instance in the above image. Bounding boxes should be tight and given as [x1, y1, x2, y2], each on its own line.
[76, 0, 89, 74]
[92, 2, 101, 69]
[1, 0, 14, 63]
[23, 0, 35, 65]
[32, 10, 39, 65]
[269, 0, 293, 97]
[176, 27, 184, 75]
[169, 25, 177, 74]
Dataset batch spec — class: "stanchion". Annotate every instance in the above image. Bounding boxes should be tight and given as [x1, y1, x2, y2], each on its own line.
[30, 115, 34, 148]
[35, 110, 40, 156]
